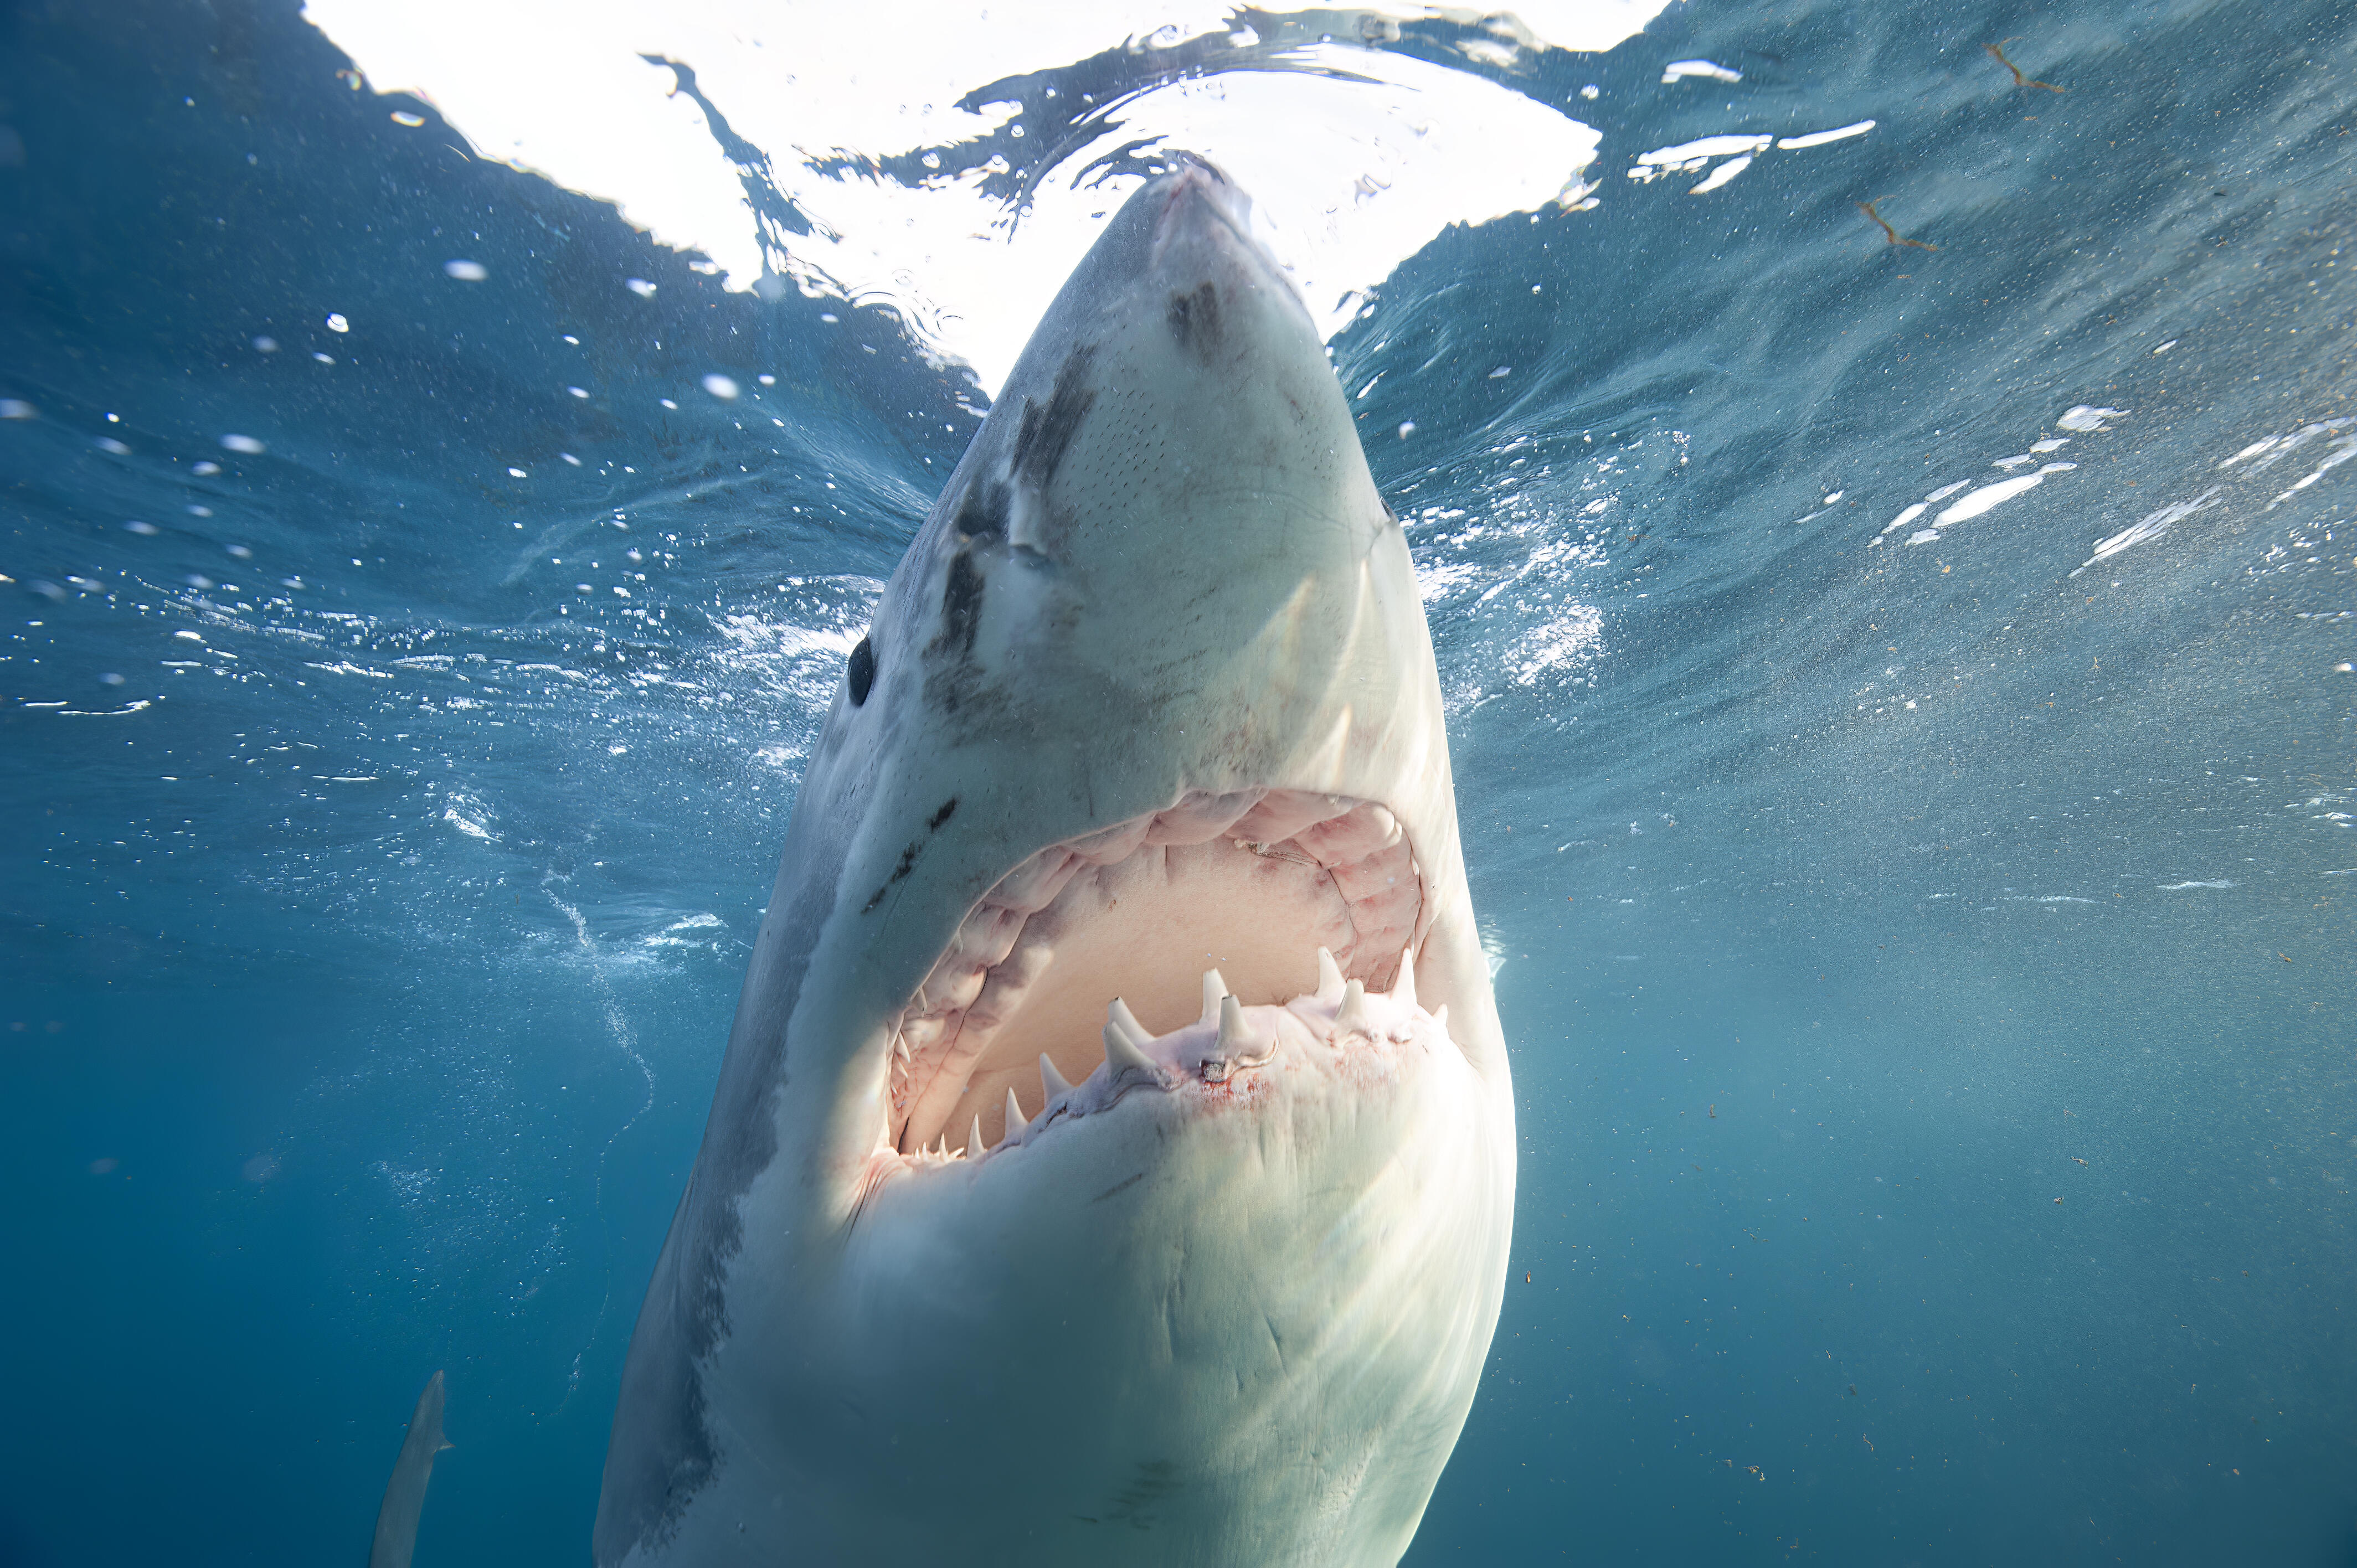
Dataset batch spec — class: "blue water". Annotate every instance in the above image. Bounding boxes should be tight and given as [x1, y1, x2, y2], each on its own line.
[4, 2, 2353, 1564]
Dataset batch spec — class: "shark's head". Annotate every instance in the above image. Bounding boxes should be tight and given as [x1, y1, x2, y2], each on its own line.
[598, 159, 1515, 1567]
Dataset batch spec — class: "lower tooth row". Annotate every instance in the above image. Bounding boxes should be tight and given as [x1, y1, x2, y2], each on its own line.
[939, 945, 1430, 1162]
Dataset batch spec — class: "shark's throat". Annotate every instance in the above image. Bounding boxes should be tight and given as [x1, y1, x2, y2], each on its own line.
[887, 788, 1428, 1157]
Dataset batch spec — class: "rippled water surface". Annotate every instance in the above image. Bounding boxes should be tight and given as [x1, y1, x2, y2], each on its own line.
[4, 1, 2354, 1563]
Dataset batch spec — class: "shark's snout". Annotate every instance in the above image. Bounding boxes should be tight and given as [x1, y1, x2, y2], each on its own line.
[1143, 157, 1304, 325]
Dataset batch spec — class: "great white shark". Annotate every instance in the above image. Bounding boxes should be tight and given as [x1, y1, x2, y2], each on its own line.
[596, 157, 1515, 1566]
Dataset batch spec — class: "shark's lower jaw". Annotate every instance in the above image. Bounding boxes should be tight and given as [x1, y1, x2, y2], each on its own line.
[882, 788, 1435, 1162]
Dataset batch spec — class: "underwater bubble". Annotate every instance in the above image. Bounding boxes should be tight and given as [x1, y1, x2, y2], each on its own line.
[626, 278, 657, 298]
[98, 672, 123, 685]
[220, 434, 264, 454]
[192, 460, 220, 476]
[94, 436, 130, 455]
[123, 520, 158, 535]
[325, 313, 348, 333]
[251, 335, 278, 352]
[703, 373, 740, 400]
[444, 259, 488, 281]
[0, 398, 36, 419]
[226, 544, 251, 558]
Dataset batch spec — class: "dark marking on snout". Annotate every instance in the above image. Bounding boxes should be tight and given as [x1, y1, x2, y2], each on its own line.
[1166, 281, 1222, 360]
[935, 551, 985, 659]
[928, 797, 958, 831]
[1011, 345, 1097, 488]
[955, 478, 1009, 541]
[1091, 1170, 1145, 1203]
[845, 635, 875, 705]
[860, 835, 928, 915]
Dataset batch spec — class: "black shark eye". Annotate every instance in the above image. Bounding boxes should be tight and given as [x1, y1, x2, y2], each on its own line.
[846, 635, 876, 706]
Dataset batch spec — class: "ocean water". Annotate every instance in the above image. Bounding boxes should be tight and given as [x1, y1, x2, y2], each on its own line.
[3, 1, 2353, 1564]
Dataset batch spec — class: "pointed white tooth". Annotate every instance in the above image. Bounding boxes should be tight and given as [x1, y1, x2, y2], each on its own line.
[1214, 993, 1248, 1054]
[1109, 996, 1151, 1049]
[1334, 978, 1373, 1037]
[1103, 1015, 1159, 1076]
[1039, 1053, 1072, 1100]
[1003, 1087, 1024, 1142]
[1391, 948, 1417, 1010]
[1432, 1003, 1449, 1035]
[1200, 969, 1228, 1025]
[892, 1034, 911, 1062]
[1315, 946, 1345, 1001]
[969, 1115, 986, 1159]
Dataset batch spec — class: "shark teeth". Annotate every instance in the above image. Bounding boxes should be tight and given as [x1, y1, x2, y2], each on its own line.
[969, 1115, 986, 1159]
[881, 791, 1429, 1160]
[1333, 978, 1375, 1039]
[1040, 1052, 1073, 1100]
[1199, 968, 1229, 1026]
[1201, 992, 1275, 1084]
[1109, 997, 1150, 1049]
[1004, 1087, 1025, 1145]
[1103, 999, 1159, 1076]
[1314, 946, 1345, 1003]
[1214, 993, 1250, 1054]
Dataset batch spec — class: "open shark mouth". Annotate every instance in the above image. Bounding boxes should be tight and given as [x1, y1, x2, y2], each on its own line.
[883, 788, 1439, 1160]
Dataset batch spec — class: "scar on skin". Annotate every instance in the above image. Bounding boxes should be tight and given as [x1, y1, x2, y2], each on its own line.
[1985, 38, 2066, 93]
[1857, 198, 1938, 252]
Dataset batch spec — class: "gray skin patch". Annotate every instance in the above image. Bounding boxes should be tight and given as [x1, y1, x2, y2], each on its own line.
[1166, 281, 1222, 362]
[954, 478, 1010, 541]
[935, 552, 986, 660]
[1011, 345, 1097, 489]
[920, 543, 999, 722]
